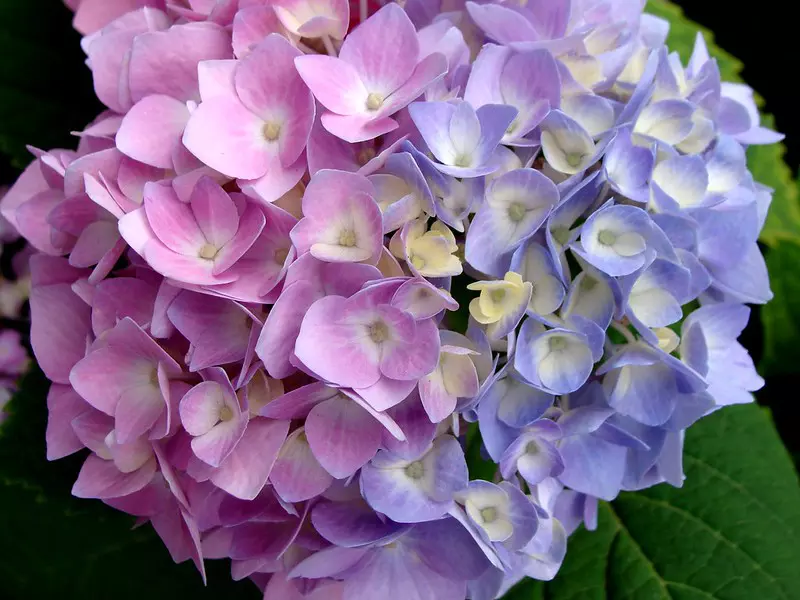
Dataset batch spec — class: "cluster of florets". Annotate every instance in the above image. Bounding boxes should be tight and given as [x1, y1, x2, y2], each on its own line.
[1, 0, 779, 598]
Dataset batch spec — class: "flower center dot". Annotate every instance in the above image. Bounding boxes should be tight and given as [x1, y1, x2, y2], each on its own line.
[507, 202, 527, 223]
[219, 405, 233, 422]
[263, 122, 281, 141]
[525, 441, 539, 455]
[339, 229, 357, 247]
[405, 461, 425, 480]
[454, 154, 471, 168]
[598, 230, 617, 246]
[366, 93, 384, 111]
[198, 244, 218, 260]
[369, 321, 389, 344]
[490, 289, 506, 304]
[566, 152, 584, 167]
[549, 336, 568, 351]
[480, 507, 498, 523]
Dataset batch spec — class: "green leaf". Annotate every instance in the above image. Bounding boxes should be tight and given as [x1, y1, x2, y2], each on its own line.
[0, 369, 259, 599]
[760, 240, 800, 376]
[516, 404, 800, 600]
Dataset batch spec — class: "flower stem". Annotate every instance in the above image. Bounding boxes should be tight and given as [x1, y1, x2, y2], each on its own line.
[360, 0, 368, 23]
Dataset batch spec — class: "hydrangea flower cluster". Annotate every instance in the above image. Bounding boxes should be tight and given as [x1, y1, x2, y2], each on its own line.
[1, 0, 780, 597]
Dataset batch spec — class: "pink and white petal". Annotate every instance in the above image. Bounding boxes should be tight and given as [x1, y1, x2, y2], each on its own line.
[341, 389, 407, 441]
[180, 381, 226, 436]
[419, 369, 456, 423]
[72, 453, 157, 499]
[118, 207, 155, 255]
[294, 55, 369, 115]
[305, 395, 382, 478]
[143, 240, 234, 286]
[236, 35, 314, 167]
[116, 95, 189, 169]
[183, 96, 273, 180]
[210, 418, 290, 500]
[321, 113, 399, 144]
[270, 428, 334, 503]
[192, 416, 248, 467]
[338, 3, 419, 96]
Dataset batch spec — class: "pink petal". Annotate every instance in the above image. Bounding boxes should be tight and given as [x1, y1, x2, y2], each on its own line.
[235, 34, 315, 167]
[30, 282, 91, 385]
[256, 280, 320, 378]
[212, 203, 266, 275]
[211, 418, 290, 500]
[192, 417, 248, 468]
[128, 22, 233, 103]
[353, 376, 416, 412]
[339, 3, 418, 95]
[305, 395, 382, 478]
[270, 428, 334, 502]
[114, 384, 165, 443]
[116, 95, 189, 169]
[190, 177, 240, 248]
[46, 384, 91, 460]
[72, 453, 157, 499]
[259, 382, 337, 420]
[69, 221, 120, 268]
[321, 113, 399, 144]
[380, 317, 441, 381]
[143, 182, 205, 255]
[183, 96, 274, 179]
[180, 381, 228, 436]
[232, 6, 283, 59]
[294, 295, 382, 389]
[294, 54, 369, 115]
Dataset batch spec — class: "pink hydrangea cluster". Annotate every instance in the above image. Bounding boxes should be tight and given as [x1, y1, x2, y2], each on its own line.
[1, 0, 780, 598]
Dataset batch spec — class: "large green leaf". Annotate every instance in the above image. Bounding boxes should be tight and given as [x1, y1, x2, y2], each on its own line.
[0, 368, 260, 599]
[760, 239, 800, 377]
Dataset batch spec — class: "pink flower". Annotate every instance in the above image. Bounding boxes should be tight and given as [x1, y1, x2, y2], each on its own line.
[294, 3, 448, 142]
[119, 177, 265, 286]
[183, 34, 315, 201]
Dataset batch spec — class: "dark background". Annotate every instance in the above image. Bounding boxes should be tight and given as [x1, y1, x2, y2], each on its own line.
[0, 1, 796, 458]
